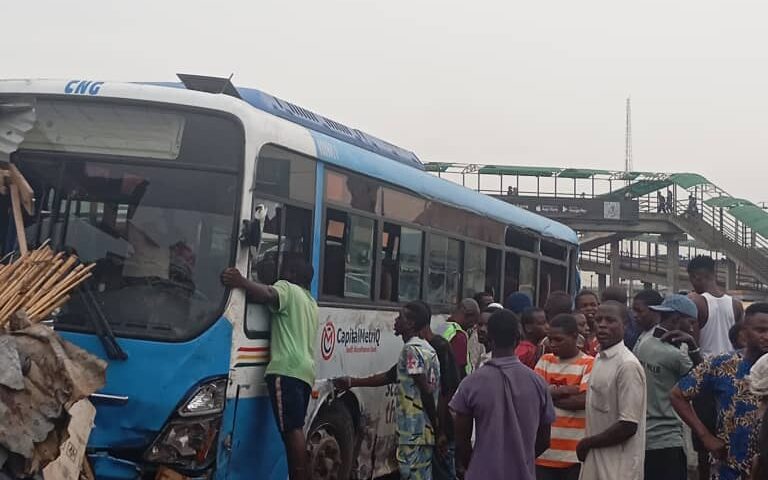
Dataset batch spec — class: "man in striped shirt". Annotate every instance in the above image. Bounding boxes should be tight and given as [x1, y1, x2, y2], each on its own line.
[534, 314, 595, 480]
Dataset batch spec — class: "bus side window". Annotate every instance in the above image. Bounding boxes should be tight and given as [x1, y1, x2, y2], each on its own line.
[245, 201, 312, 339]
[249, 200, 313, 286]
[539, 262, 567, 306]
[250, 200, 282, 285]
[485, 248, 502, 301]
[463, 243, 486, 299]
[323, 209, 376, 300]
[380, 223, 423, 303]
[398, 227, 423, 302]
[504, 252, 537, 305]
[427, 234, 461, 306]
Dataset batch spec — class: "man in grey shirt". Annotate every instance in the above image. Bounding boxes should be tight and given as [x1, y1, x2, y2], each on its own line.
[450, 309, 555, 480]
[635, 295, 703, 480]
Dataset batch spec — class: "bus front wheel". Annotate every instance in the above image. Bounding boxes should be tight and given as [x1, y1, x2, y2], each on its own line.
[307, 402, 355, 480]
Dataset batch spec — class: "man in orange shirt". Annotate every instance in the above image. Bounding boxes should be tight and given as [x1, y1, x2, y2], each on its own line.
[535, 313, 595, 480]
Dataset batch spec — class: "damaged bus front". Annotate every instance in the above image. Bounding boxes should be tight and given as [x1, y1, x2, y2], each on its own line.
[0, 81, 248, 479]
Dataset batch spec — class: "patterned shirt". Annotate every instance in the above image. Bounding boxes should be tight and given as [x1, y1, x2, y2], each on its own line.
[397, 336, 440, 446]
[677, 352, 762, 480]
[534, 352, 594, 468]
[582, 336, 599, 357]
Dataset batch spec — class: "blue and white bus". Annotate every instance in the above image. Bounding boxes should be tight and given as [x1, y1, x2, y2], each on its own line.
[0, 76, 579, 480]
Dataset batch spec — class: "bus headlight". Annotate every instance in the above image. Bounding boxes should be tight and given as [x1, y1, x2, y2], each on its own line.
[145, 416, 221, 470]
[178, 378, 227, 417]
[145, 377, 227, 470]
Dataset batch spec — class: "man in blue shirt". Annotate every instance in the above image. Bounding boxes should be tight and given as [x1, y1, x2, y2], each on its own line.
[671, 302, 768, 479]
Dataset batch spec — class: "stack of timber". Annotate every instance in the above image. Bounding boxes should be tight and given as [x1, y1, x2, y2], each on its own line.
[0, 244, 95, 328]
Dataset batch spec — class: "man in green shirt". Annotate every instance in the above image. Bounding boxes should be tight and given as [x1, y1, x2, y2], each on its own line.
[634, 294, 703, 480]
[221, 257, 319, 480]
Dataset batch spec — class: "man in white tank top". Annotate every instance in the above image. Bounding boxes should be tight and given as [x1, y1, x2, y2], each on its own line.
[687, 255, 744, 357]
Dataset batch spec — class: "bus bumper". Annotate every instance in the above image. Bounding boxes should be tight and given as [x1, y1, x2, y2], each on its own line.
[89, 453, 141, 479]
[89, 453, 213, 480]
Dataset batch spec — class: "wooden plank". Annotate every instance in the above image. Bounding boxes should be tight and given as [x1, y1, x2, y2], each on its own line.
[9, 164, 34, 214]
[10, 183, 28, 256]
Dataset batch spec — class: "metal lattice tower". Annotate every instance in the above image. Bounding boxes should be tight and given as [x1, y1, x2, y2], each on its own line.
[625, 97, 633, 172]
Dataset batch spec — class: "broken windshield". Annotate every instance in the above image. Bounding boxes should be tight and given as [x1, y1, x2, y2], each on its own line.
[5, 99, 243, 341]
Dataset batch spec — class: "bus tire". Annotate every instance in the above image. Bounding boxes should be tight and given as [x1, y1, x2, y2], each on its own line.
[307, 402, 355, 480]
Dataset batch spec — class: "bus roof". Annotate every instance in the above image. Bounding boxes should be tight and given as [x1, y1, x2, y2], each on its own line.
[0, 78, 578, 245]
[146, 82, 423, 171]
[146, 80, 577, 244]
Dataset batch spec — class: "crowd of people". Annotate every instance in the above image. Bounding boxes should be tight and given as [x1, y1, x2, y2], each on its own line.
[336, 255, 768, 480]
[223, 253, 768, 480]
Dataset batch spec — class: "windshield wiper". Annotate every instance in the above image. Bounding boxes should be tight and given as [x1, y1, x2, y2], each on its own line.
[77, 283, 128, 361]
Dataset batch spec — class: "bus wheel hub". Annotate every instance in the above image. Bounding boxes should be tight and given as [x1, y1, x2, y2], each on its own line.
[308, 428, 342, 480]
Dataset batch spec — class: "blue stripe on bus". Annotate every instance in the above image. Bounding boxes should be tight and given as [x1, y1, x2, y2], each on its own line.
[307, 130, 578, 245]
[311, 162, 326, 298]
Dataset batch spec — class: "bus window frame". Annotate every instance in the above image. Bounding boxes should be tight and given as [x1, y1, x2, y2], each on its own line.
[378, 221, 425, 305]
[316, 165, 576, 312]
[10, 97, 247, 343]
[462, 242, 487, 300]
[252, 145, 318, 211]
[538, 259, 570, 306]
[249, 146, 318, 278]
[319, 206, 380, 304]
[424, 232, 463, 309]
[245, 145, 319, 339]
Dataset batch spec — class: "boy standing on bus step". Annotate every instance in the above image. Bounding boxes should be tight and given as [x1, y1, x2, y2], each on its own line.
[335, 301, 442, 480]
[221, 257, 318, 480]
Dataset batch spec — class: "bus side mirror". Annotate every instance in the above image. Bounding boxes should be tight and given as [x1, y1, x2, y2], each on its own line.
[240, 219, 262, 247]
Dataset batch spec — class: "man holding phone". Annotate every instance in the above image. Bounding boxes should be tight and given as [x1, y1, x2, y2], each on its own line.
[634, 295, 702, 480]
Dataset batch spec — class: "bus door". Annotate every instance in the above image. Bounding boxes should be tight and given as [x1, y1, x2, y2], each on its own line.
[218, 196, 314, 479]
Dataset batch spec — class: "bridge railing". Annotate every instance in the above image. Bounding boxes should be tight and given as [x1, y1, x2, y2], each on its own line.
[638, 194, 768, 254]
[580, 242, 768, 293]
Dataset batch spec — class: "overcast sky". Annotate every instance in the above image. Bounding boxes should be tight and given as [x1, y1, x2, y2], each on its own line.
[7, 0, 767, 201]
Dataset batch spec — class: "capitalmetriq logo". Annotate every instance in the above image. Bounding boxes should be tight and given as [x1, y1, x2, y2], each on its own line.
[321, 321, 336, 360]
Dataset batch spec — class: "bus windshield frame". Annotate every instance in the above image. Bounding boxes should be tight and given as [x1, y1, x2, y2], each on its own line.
[5, 97, 245, 342]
